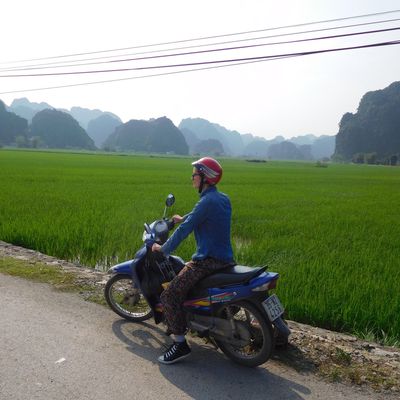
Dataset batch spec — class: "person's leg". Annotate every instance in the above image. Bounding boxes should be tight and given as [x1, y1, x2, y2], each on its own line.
[158, 260, 218, 364]
[160, 261, 212, 336]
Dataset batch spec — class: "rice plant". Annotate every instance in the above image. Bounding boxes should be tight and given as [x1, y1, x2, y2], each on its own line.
[1, 149, 399, 343]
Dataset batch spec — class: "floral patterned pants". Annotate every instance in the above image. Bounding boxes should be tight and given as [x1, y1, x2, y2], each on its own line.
[160, 258, 230, 335]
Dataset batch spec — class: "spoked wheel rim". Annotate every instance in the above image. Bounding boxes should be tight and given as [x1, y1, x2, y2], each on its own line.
[226, 306, 264, 357]
[216, 301, 273, 366]
[106, 275, 152, 320]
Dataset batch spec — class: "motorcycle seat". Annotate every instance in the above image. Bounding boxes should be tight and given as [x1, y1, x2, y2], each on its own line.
[196, 265, 266, 289]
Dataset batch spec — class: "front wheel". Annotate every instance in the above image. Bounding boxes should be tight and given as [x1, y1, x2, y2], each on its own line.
[215, 301, 274, 367]
[104, 274, 153, 322]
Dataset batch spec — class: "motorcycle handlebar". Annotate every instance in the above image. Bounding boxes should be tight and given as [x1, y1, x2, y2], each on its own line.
[166, 218, 175, 231]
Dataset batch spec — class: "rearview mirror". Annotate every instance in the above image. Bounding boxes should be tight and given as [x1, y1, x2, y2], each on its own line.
[165, 194, 175, 207]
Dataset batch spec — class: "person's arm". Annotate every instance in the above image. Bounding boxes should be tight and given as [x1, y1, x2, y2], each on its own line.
[151, 213, 189, 252]
[156, 198, 208, 255]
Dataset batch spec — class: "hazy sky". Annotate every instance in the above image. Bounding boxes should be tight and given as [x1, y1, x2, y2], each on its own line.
[1, 0, 399, 139]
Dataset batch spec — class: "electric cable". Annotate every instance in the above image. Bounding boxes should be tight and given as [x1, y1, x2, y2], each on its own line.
[1, 23, 399, 73]
[0, 56, 315, 95]
[0, 39, 398, 95]
[1, 38, 399, 78]
[2, 9, 400, 65]
[2, 16, 400, 72]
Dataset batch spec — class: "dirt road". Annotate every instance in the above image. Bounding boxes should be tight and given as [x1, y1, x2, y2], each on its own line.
[0, 274, 394, 400]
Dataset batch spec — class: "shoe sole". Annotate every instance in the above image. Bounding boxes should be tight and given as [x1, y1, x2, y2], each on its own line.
[158, 352, 191, 365]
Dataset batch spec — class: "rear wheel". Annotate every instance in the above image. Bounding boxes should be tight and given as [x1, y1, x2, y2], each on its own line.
[215, 301, 274, 367]
[104, 274, 153, 322]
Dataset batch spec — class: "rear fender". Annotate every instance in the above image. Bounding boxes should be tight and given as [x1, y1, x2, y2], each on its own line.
[273, 316, 291, 337]
[242, 296, 291, 337]
[249, 271, 279, 289]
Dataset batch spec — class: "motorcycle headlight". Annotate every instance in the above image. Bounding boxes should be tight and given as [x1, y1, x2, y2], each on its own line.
[153, 220, 169, 244]
[154, 220, 168, 234]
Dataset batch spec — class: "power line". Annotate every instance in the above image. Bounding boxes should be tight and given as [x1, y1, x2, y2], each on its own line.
[1, 38, 399, 78]
[2, 22, 400, 73]
[3, 9, 400, 65]
[0, 57, 294, 95]
[0, 39, 399, 95]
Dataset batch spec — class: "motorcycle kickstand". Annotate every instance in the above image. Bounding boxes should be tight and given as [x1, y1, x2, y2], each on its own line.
[203, 336, 219, 350]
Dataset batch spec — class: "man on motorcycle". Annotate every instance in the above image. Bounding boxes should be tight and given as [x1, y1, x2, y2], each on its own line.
[152, 157, 235, 364]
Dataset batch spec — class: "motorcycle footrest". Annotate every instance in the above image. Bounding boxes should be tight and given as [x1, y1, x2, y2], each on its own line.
[190, 321, 211, 336]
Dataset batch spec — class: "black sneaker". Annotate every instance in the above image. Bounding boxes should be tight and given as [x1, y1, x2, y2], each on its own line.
[158, 341, 191, 364]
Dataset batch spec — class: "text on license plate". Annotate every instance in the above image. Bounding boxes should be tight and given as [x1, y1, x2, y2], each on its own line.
[262, 294, 284, 321]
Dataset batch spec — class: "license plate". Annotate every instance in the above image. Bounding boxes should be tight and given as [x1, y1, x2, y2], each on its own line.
[262, 294, 284, 321]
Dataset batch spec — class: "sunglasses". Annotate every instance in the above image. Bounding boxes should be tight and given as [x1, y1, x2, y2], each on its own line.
[191, 173, 201, 179]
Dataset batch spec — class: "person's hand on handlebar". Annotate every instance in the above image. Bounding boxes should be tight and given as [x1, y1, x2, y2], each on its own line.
[172, 214, 184, 224]
[152, 243, 162, 252]
[153, 214, 187, 252]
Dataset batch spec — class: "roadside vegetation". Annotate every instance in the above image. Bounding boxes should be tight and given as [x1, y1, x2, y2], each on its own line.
[0, 257, 105, 304]
[1, 149, 399, 345]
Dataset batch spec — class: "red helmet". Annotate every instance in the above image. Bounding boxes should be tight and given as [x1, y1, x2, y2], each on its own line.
[192, 157, 223, 185]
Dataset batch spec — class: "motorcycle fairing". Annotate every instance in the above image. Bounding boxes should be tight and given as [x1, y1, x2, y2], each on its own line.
[182, 271, 279, 312]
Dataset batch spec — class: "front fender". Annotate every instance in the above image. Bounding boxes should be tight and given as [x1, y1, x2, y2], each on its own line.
[107, 246, 147, 275]
[107, 259, 134, 275]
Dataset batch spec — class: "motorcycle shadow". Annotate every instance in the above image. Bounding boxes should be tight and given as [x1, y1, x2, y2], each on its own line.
[112, 318, 168, 362]
[273, 343, 317, 374]
[112, 319, 312, 400]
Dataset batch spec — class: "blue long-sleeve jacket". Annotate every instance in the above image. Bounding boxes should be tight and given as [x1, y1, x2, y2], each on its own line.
[161, 186, 234, 263]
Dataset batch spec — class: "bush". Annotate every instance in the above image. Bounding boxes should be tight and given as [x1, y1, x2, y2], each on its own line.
[315, 160, 328, 168]
[15, 135, 28, 148]
[352, 153, 365, 164]
[390, 155, 398, 166]
[365, 153, 377, 165]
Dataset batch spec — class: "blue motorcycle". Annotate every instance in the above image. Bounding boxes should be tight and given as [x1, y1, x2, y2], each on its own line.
[105, 194, 290, 367]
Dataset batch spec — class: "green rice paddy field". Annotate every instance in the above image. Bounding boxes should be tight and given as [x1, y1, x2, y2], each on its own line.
[1, 149, 399, 344]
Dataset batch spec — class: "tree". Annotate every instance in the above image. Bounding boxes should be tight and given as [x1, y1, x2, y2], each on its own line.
[15, 135, 28, 148]
[390, 155, 398, 166]
[365, 153, 377, 165]
[30, 136, 43, 148]
[352, 153, 365, 164]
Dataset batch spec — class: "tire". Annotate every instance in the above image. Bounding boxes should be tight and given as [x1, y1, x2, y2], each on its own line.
[104, 274, 153, 322]
[215, 301, 274, 367]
